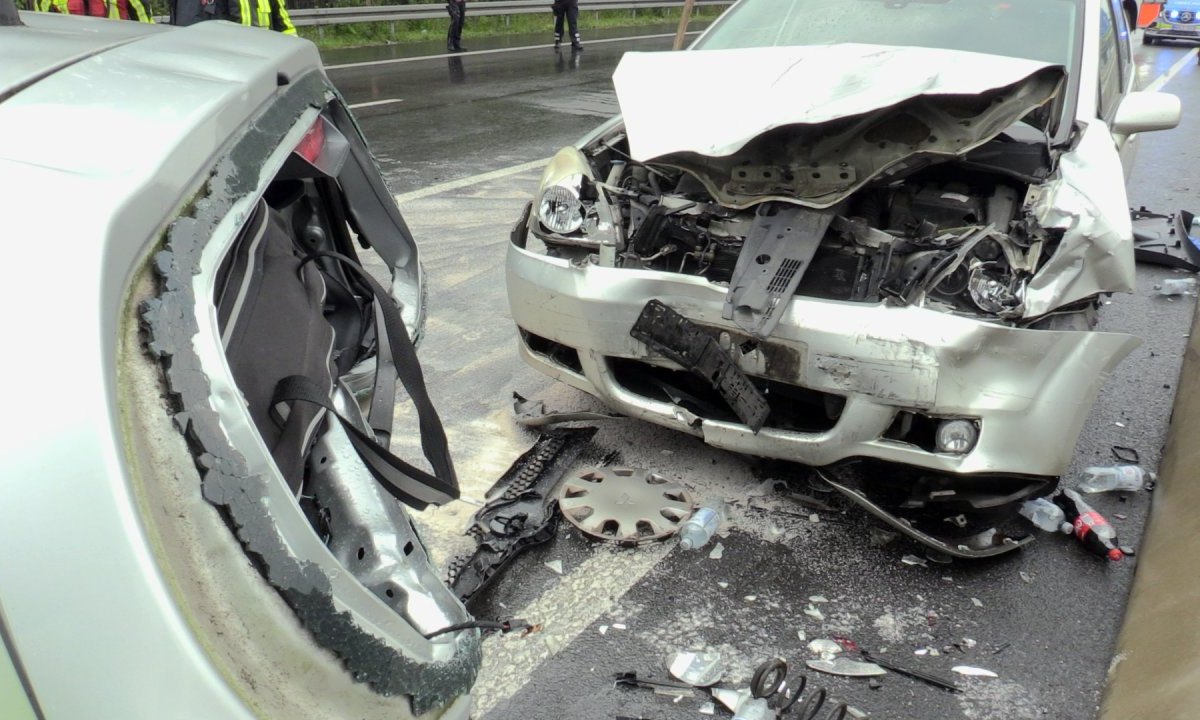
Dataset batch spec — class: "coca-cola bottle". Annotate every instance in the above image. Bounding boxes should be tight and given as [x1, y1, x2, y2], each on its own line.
[1053, 489, 1123, 561]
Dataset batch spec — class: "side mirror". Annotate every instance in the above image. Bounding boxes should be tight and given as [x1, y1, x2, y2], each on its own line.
[1113, 91, 1181, 135]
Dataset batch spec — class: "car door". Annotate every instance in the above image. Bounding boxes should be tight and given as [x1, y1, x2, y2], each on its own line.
[1100, 0, 1141, 176]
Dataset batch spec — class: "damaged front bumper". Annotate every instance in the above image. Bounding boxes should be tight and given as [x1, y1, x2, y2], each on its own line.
[507, 230, 1138, 480]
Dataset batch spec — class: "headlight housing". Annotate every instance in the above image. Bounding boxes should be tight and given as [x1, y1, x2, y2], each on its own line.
[538, 178, 585, 234]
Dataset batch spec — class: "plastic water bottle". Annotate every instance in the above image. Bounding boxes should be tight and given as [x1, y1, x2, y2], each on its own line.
[1079, 465, 1152, 493]
[1018, 497, 1070, 533]
[1154, 277, 1197, 296]
[1053, 489, 1124, 561]
[678, 502, 723, 550]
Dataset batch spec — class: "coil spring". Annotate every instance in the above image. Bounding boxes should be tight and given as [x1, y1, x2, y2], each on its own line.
[750, 657, 848, 720]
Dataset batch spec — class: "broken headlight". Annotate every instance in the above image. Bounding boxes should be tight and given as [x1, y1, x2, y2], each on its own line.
[967, 263, 1023, 316]
[538, 179, 585, 234]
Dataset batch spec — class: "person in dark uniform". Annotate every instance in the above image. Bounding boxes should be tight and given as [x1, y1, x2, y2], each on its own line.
[552, 0, 582, 50]
[447, 0, 466, 52]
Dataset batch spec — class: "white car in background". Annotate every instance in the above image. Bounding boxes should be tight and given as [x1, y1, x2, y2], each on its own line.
[506, 0, 1180, 556]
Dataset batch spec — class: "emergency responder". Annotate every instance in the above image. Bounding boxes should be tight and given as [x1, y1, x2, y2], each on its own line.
[36, 0, 151, 21]
[447, 0, 466, 52]
[552, 0, 582, 50]
[230, 0, 296, 34]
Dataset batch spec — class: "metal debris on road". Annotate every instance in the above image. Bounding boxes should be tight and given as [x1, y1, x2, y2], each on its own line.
[952, 665, 999, 678]
[861, 650, 961, 693]
[808, 638, 843, 659]
[901, 554, 928, 567]
[511, 391, 622, 427]
[807, 657, 887, 678]
[558, 466, 695, 544]
[667, 651, 724, 687]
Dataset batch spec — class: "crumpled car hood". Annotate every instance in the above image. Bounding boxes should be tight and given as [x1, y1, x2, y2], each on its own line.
[612, 45, 1065, 209]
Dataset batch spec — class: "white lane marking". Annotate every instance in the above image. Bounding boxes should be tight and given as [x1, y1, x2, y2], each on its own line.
[470, 543, 674, 717]
[348, 98, 405, 109]
[325, 31, 703, 71]
[393, 157, 549, 204]
[1146, 48, 1199, 92]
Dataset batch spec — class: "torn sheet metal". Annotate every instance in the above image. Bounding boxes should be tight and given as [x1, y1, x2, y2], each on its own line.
[612, 45, 1063, 208]
[1025, 121, 1135, 317]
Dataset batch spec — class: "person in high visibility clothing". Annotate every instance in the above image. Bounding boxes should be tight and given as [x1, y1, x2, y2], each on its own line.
[230, 0, 296, 35]
[36, 0, 151, 21]
[552, 0, 582, 51]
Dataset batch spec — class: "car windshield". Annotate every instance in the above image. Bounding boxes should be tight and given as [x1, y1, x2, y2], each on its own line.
[695, 0, 1079, 70]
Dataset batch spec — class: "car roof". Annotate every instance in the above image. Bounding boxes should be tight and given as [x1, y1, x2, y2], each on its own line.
[0, 13, 166, 102]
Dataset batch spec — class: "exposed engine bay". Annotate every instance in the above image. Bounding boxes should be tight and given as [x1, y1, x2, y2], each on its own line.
[535, 129, 1096, 339]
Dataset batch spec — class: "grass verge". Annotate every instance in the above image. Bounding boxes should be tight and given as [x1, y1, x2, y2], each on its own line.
[298, 5, 725, 50]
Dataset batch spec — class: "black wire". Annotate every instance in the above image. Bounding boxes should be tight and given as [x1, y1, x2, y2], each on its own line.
[423, 618, 534, 640]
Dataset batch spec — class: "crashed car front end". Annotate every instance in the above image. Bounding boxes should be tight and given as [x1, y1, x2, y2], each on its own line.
[506, 45, 1139, 531]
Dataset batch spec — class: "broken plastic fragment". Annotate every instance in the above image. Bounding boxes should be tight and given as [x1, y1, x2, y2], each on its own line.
[808, 638, 844, 659]
[599, 625, 609, 635]
[1019, 571, 1033, 584]
[809, 595, 829, 603]
[901, 554, 928, 567]
[668, 651, 724, 687]
[544, 560, 564, 574]
[804, 604, 825, 621]
[709, 542, 725, 560]
[797, 629, 807, 641]
[971, 598, 983, 608]
[612, 623, 628, 630]
[744, 595, 757, 602]
[809, 513, 821, 523]
[962, 638, 977, 649]
[952, 665, 999, 678]
[807, 657, 887, 678]
[699, 702, 716, 716]
[711, 687, 747, 713]
[718, 581, 729, 589]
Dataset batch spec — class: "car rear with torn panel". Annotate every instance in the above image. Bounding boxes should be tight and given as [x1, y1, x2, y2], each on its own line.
[506, 0, 1181, 555]
[2, 11, 475, 719]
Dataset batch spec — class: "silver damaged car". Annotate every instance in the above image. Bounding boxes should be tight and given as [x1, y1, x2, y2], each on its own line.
[506, 0, 1181, 555]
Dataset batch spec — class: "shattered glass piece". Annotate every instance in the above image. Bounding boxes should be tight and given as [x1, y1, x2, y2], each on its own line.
[901, 554, 928, 567]
[962, 638, 977, 649]
[599, 625, 609, 635]
[808, 638, 844, 659]
[809, 595, 829, 603]
[915, 648, 930, 656]
[804, 604, 825, 621]
[952, 666, 999, 678]
[718, 581, 730, 589]
[1019, 571, 1034, 584]
[544, 560, 564, 574]
[809, 513, 821, 523]
[807, 657, 887, 677]
[668, 651, 724, 687]
[744, 595, 758, 602]
[847, 707, 870, 720]
[797, 629, 807, 641]
[971, 598, 983, 608]
[709, 542, 725, 560]
[699, 702, 716, 716]
[712, 687, 747, 713]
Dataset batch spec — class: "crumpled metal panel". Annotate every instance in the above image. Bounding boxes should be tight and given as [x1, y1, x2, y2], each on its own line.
[612, 45, 1064, 209]
[1024, 120, 1137, 317]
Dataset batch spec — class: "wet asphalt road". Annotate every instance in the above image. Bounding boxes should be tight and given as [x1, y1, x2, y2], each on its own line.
[325, 30, 1200, 720]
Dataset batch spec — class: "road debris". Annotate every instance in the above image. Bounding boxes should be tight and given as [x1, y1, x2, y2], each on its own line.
[807, 657, 887, 677]
[678, 502, 723, 551]
[1111, 446, 1140, 464]
[544, 560, 563, 574]
[862, 650, 961, 693]
[746, 657, 856, 717]
[971, 598, 984, 608]
[667, 651, 724, 687]
[1018, 497, 1070, 533]
[708, 542, 725, 560]
[599, 625, 609, 635]
[447, 427, 597, 604]
[1079, 465, 1152, 493]
[809, 595, 829, 603]
[803, 604, 826, 621]
[1055, 489, 1125, 561]
[797, 629, 807, 641]
[558, 466, 695, 544]
[809, 513, 821, 523]
[613, 672, 694, 698]
[718, 581, 730, 589]
[612, 623, 628, 630]
[699, 701, 716, 715]
[952, 665, 999, 678]
[808, 638, 843, 659]
[511, 391, 622, 427]
[901, 554, 928, 567]
[1020, 571, 1034, 584]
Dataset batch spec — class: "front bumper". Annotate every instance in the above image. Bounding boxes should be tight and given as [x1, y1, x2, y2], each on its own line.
[1145, 21, 1200, 40]
[506, 239, 1139, 479]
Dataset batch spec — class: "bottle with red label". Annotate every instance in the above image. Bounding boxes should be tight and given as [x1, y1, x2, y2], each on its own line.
[1053, 488, 1124, 561]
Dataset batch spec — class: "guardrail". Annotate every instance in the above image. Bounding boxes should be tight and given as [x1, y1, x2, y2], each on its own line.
[287, 0, 731, 27]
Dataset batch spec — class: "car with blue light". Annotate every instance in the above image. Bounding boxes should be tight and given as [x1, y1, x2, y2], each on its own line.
[1144, 0, 1200, 43]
